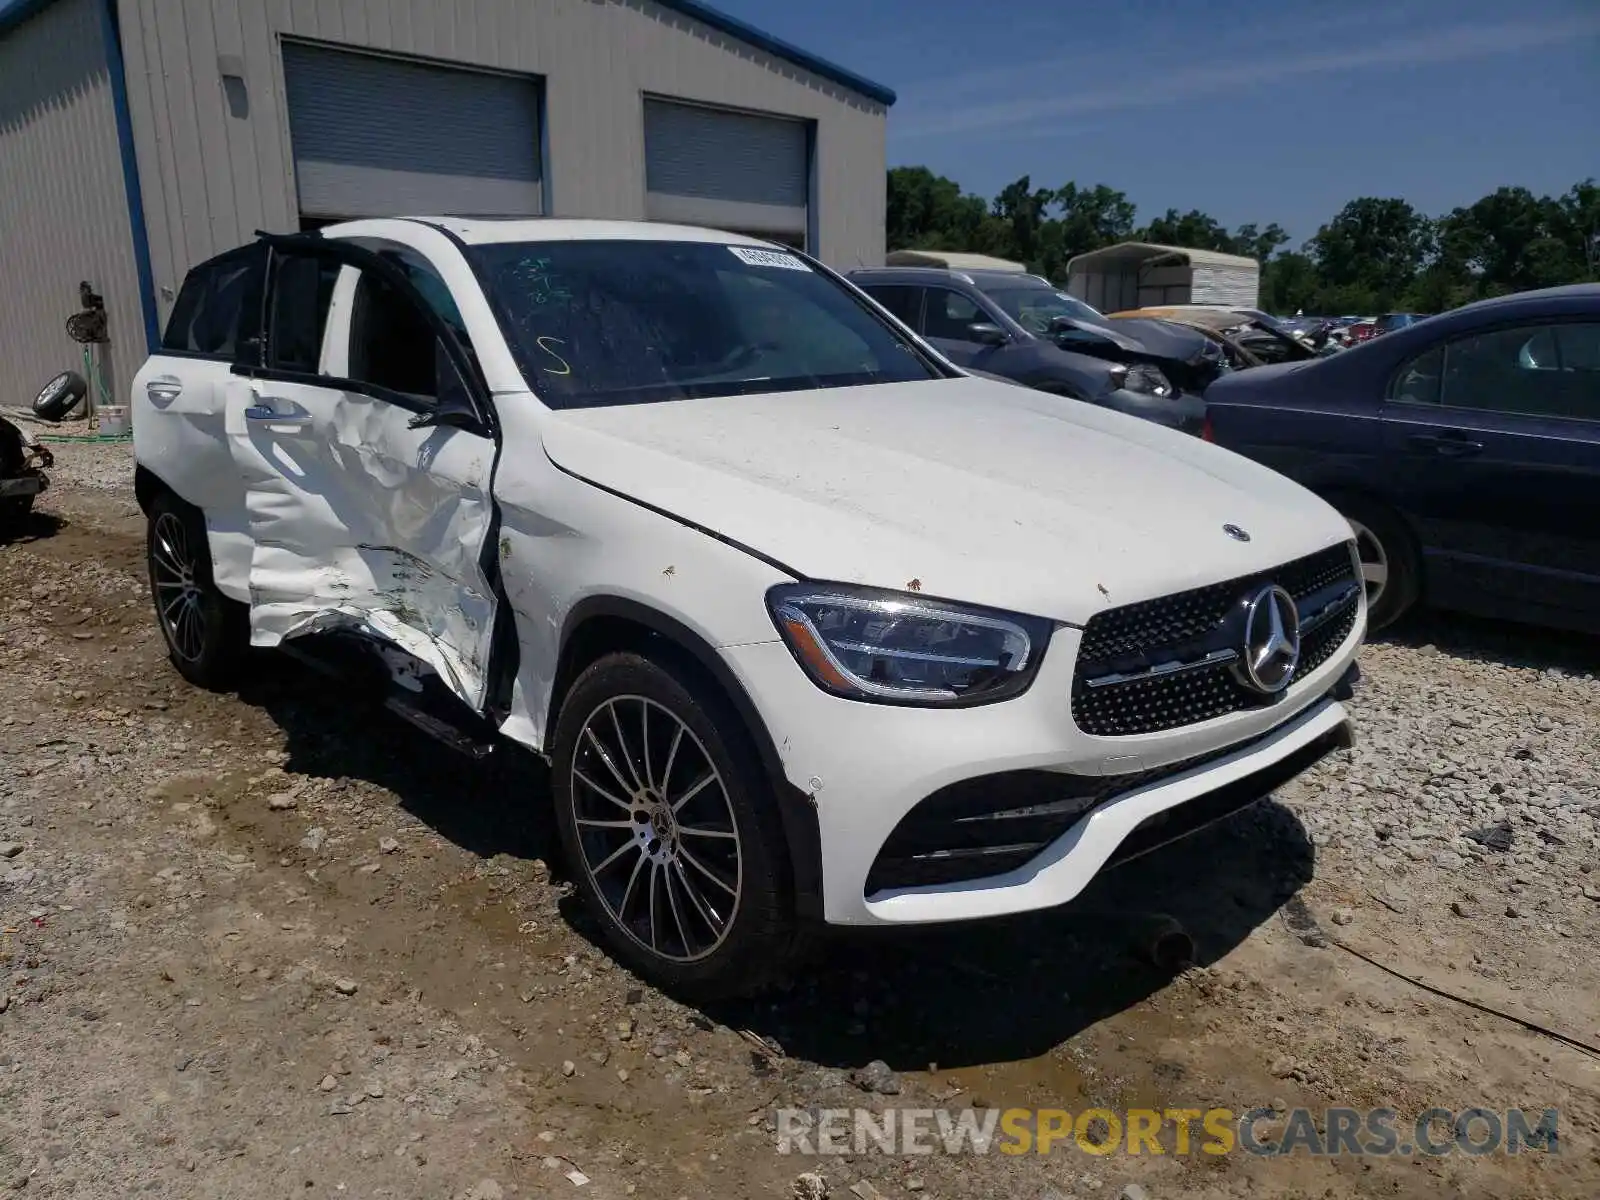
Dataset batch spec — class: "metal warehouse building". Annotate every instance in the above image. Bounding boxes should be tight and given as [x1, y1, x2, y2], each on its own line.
[0, 0, 894, 407]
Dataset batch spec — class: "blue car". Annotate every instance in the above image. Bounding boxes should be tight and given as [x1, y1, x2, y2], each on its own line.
[1203, 284, 1600, 634]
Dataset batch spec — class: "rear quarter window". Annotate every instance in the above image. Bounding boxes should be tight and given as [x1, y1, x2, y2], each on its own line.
[161, 246, 267, 359]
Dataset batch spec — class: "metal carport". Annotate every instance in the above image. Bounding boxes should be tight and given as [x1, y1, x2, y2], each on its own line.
[1066, 242, 1260, 311]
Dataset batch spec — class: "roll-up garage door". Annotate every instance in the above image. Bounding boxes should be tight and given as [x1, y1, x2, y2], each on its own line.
[644, 99, 809, 247]
[282, 42, 543, 221]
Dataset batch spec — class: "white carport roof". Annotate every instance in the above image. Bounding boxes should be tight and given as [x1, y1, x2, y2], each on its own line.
[1066, 242, 1259, 272]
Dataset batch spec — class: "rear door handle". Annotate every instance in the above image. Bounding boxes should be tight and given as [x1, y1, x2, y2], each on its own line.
[145, 376, 183, 404]
[1407, 432, 1483, 457]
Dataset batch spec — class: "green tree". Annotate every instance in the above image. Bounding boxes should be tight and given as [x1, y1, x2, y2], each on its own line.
[885, 166, 989, 254]
[1555, 179, 1600, 279]
[1233, 222, 1290, 263]
[1307, 198, 1434, 311]
[1053, 182, 1137, 259]
[1260, 251, 1319, 313]
[1139, 208, 1236, 253]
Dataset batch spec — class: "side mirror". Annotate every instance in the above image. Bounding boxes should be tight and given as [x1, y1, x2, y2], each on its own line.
[968, 321, 1009, 347]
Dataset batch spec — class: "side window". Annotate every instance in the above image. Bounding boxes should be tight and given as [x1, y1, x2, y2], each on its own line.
[922, 288, 984, 341]
[347, 239, 469, 344]
[266, 252, 340, 372]
[160, 245, 266, 359]
[348, 270, 444, 400]
[1438, 324, 1574, 419]
[863, 285, 921, 330]
[1390, 345, 1443, 405]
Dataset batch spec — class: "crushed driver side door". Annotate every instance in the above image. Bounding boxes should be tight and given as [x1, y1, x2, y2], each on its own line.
[223, 234, 502, 710]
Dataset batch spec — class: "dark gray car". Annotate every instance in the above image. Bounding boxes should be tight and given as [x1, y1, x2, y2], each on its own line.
[848, 267, 1208, 433]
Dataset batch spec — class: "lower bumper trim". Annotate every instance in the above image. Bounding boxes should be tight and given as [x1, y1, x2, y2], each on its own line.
[1106, 725, 1345, 871]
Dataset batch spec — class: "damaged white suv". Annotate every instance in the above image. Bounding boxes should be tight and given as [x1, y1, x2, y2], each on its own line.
[133, 219, 1364, 996]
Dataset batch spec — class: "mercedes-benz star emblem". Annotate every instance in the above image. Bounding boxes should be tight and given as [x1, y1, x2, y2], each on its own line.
[1238, 585, 1301, 694]
[1223, 524, 1251, 542]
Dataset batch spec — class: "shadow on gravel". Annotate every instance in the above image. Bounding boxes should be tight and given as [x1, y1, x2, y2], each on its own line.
[232, 652, 560, 866]
[0, 509, 65, 546]
[1380, 609, 1600, 677]
[699, 798, 1316, 1073]
[225, 648, 1317, 1076]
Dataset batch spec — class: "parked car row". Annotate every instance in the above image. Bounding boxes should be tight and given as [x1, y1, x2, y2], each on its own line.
[847, 266, 1218, 433]
[853, 268, 1599, 640]
[132, 219, 1367, 996]
[1204, 286, 1600, 636]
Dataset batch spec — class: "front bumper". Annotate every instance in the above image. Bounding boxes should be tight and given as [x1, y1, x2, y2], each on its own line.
[722, 607, 1362, 927]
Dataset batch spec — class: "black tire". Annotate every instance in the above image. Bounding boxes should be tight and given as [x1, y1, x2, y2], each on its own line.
[1333, 495, 1420, 631]
[0, 495, 33, 526]
[550, 651, 798, 1000]
[33, 371, 86, 422]
[146, 490, 248, 689]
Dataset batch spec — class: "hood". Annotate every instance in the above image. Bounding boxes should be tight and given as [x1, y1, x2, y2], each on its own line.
[1064, 316, 1211, 363]
[540, 379, 1352, 625]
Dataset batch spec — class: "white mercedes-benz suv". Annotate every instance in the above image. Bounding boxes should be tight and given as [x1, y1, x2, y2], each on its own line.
[132, 218, 1364, 996]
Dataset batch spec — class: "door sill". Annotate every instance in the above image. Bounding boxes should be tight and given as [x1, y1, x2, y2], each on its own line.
[278, 635, 499, 759]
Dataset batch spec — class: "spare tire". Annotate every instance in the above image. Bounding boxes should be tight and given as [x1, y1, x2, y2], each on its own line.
[33, 370, 86, 422]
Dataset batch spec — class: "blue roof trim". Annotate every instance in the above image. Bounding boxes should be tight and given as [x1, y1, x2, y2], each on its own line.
[99, 0, 160, 353]
[5, 0, 896, 105]
[654, 0, 896, 105]
[0, 0, 58, 38]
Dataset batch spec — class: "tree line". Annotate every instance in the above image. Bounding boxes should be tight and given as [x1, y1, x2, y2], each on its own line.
[887, 167, 1600, 316]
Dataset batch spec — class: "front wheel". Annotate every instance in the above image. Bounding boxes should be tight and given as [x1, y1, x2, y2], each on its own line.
[550, 652, 797, 999]
[146, 492, 248, 689]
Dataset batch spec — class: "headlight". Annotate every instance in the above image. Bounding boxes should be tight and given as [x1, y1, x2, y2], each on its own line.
[1111, 363, 1176, 398]
[766, 583, 1054, 706]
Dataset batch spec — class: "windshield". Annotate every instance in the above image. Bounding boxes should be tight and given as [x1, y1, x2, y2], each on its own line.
[470, 240, 942, 408]
[980, 286, 1106, 335]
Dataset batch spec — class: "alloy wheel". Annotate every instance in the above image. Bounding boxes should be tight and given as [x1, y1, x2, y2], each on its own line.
[569, 696, 743, 963]
[1347, 517, 1389, 610]
[151, 510, 206, 663]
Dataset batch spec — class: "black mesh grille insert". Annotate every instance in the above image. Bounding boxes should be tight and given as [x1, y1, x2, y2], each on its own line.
[865, 742, 1243, 893]
[865, 718, 1350, 894]
[1072, 542, 1359, 737]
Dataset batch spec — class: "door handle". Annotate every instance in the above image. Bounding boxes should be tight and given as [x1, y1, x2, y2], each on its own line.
[244, 403, 312, 426]
[145, 377, 183, 404]
[1406, 432, 1483, 457]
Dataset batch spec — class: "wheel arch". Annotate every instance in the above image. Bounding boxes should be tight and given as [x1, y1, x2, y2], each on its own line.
[549, 595, 823, 919]
[134, 462, 170, 515]
[1314, 485, 1428, 610]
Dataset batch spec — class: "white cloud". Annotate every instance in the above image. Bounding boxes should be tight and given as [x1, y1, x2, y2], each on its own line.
[894, 13, 1600, 139]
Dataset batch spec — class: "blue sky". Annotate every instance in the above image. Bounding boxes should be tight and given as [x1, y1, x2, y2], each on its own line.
[721, 0, 1600, 244]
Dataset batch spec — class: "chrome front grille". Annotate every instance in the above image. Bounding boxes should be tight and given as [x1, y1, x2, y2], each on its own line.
[1071, 542, 1360, 737]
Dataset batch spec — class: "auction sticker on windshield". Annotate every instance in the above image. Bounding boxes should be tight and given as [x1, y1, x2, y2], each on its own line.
[727, 246, 811, 271]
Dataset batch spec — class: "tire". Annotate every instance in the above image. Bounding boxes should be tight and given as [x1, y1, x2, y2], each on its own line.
[146, 491, 248, 689]
[0, 495, 33, 526]
[33, 371, 86, 422]
[550, 651, 798, 999]
[1333, 496, 1419, 631]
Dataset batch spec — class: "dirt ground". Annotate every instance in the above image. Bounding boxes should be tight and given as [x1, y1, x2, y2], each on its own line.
[1, 440, 1597, 1199]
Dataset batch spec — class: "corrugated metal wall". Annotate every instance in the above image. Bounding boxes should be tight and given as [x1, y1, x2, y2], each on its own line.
[0, 0, 144, 410]
[1190, 264, 1261, 309]
[114, 0, 888, 330]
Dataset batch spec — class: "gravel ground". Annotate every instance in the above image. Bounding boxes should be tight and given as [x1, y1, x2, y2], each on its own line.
[1, 440, 1597, 1199]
